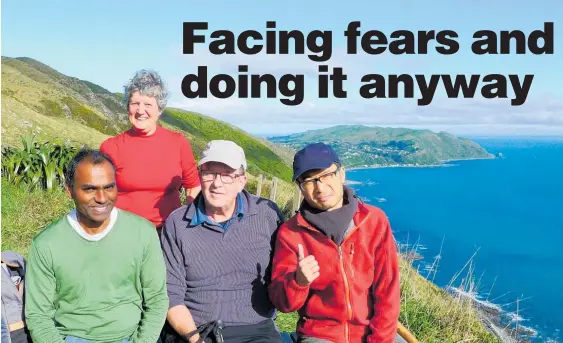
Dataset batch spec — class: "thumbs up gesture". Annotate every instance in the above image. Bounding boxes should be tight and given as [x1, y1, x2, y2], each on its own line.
[295, 244, 320, 287]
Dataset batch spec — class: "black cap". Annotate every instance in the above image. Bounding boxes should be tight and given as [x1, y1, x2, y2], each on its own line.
[292, 143, 341, 181]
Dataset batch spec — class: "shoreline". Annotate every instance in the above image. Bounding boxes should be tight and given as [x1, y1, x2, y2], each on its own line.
[346, 155, 496, 171]
[346, 153, 547, 343]
[454, 289, 537, 343]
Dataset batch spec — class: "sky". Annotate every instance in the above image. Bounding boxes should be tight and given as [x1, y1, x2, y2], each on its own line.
[2, 0, 562, 137]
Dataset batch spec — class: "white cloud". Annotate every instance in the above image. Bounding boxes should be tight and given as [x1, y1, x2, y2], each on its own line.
[168, 94, 563, 136]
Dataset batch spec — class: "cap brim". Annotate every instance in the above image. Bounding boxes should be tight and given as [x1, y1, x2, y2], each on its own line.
[292, 160, 335, 181]
[198, 156, 245, 170]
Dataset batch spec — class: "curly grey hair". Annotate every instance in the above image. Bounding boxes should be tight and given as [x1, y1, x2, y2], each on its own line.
[123, 69, 170, 111]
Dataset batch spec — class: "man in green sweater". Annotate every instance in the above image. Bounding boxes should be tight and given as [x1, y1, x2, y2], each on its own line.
[24, 149, 168, 343]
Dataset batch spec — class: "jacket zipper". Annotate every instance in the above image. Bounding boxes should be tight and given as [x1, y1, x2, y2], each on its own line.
[334, 216, 371, 343]
[350, 243, 355, 278]
[339, 245, 352, 343]
[298, 210, 371, 343]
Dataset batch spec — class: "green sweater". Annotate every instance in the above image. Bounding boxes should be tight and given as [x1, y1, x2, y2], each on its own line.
[24, 209, 168, 343]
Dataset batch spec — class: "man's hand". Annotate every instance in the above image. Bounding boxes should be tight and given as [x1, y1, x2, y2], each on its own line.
[295, 244, 320, 287]
[187, 333, 201, 343]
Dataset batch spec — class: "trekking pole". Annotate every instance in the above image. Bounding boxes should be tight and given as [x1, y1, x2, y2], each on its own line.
[397, 321, 419, 343]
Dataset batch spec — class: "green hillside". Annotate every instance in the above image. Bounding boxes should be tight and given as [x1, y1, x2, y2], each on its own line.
[160, 109, 292, 181]
[269, 125, 493, 168]
[1, 57, 130, 136]
[1, 56, 292, 181]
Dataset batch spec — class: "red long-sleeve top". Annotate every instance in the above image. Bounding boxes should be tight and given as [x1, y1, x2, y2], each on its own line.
[100, 126, 200, 227]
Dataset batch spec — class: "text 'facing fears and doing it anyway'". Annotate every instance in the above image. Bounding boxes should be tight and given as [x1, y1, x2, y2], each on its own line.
[181, 21, 553, 106]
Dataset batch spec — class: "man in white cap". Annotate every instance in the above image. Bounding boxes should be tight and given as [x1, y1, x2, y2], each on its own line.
[160, 140, 284, 343]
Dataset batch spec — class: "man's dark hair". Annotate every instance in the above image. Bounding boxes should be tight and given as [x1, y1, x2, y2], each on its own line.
[65, 149, 116, 189]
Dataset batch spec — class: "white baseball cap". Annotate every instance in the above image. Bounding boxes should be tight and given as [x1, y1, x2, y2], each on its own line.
[198, 140, 247, 170]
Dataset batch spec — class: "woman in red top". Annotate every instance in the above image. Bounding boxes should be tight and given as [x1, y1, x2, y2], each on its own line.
[100, 69, 201, 230]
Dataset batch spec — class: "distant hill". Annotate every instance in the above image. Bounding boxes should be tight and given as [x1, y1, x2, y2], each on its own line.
[1, 56, 293, 181]
[268, 125, 494, 168]
[158, 109, 293, 180]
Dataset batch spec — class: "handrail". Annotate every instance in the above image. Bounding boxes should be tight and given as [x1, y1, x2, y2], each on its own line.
[398, 322, 419, 343]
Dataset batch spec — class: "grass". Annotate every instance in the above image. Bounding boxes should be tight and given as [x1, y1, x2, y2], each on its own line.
[1, 179, 73, 256]
[1, 96, 110, 149]
[245, 174, 299, 219]
[1, 177, 508, 343]
[61, 96, 125, 135]
[398, 255, 500, 343]
[274, 311, 299, 333]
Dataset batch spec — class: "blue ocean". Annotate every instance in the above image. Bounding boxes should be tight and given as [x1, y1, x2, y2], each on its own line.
[347, 139, 563, 343]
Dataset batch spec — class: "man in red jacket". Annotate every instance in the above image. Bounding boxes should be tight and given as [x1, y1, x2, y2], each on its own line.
[269, 143, 401, 343]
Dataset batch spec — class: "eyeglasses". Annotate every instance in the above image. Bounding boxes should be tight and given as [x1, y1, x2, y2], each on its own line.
[298, 167, 341, 191]
[200, 170, 243, 184]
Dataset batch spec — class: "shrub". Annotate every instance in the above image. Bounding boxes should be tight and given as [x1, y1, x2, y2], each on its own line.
[1, 134, 80, 191]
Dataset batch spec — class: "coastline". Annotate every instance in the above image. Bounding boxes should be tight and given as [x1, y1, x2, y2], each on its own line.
[345, 152, 547, 343]
[346, 154, 496, 171]
[448, 287, 537, 343]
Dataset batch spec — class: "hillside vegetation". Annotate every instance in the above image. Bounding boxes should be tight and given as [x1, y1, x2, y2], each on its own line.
[269, 125, 494, 168]
[160, 109, 292, 181]
[1, 57, 129, 136]
[1, 56, 293, 182]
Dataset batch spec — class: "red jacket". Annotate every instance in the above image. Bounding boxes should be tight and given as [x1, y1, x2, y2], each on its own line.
[269, 202, 400, 343]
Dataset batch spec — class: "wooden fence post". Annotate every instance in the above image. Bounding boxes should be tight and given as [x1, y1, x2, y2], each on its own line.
[256, 174, 263, 197]
[269, 177, 278, 201]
